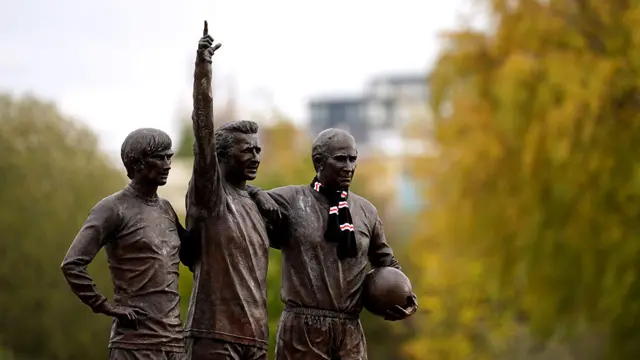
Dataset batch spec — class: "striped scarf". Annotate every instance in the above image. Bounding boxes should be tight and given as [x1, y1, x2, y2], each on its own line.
[311, 177, 357, 259]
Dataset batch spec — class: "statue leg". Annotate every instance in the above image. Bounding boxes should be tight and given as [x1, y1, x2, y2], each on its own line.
[167, 350, 188, 360]
[274, 311, 333, 360]
[336, 319, 367, 360]
[185, 337, 251, 360]
[109, 348, 177, 360]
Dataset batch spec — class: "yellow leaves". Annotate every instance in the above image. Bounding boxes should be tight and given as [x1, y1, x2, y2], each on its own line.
[422, 295, 444, 316]
[407, 0, 640, 358]
[404, 284, 505, 359]
[494, 52, 540, 95]
[537, 53, 616, 166]
[623, 7, 640, 69]
[459, 307, 479, 325]
[430, 30, 493, 116]
[257, 119, 314, 187]
[407, 220, 506, 358]
[522, 120, 542, 177]
[404, 325, 476, 360]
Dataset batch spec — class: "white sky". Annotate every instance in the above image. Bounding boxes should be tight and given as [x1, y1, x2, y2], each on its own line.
[0, 0, 478, 156]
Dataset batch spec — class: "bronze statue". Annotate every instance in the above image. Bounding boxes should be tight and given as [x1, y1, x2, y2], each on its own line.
[61, 128, 187, 360]
[248, 128, 419, 360]
[181, 21, 276, 360]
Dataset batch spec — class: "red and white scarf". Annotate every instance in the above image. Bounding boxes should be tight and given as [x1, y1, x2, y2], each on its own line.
[311, 177, 357, 259]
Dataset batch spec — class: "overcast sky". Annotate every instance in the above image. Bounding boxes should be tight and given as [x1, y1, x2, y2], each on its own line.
[0, 0, 479, 156]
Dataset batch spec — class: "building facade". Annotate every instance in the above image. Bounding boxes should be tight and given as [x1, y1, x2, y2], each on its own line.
[309, 73, 431, 157]
[308, 73, 433, 214]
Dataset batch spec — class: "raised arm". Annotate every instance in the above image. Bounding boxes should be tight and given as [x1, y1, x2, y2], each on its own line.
[187, 20, 223, 223]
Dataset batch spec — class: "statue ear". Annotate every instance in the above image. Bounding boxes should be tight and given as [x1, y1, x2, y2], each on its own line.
[312, 154, 324, 171]
[134, 160, 145, 173]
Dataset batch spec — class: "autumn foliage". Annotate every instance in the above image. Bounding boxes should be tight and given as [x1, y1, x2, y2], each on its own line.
[406, 0, 640, 358]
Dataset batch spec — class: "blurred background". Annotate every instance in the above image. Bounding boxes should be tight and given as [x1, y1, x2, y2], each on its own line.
[1, 0, 638, 359]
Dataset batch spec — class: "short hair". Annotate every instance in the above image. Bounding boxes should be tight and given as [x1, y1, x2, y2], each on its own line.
[214, 120, 259, 161]
[311, 128, 355, 172]
[121, 128, 172, 179]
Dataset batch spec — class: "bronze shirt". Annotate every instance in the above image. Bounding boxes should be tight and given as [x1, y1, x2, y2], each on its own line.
[266, 185, 400, 314]
[61, 186, 183, 351]
[183, 54, 270, 349]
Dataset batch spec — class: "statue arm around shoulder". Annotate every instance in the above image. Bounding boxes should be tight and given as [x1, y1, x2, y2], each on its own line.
[247, 185, 289, 249]
[189, 20, 223, 216]
[246, 185, 281, 222]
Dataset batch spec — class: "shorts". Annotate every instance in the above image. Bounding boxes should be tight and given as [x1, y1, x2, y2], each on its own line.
[186, 337, 268, 360]
[109, 348, 186, 360]
[275, 306, 367, 360]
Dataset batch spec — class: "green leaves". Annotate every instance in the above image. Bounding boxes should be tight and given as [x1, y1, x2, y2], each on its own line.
[0, 93, 124, 360]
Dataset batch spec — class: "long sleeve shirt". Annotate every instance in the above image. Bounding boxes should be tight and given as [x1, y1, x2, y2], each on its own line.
[182, 51, 270, 349]
[61, 186, 184, 351]
[261, 185, 400, 314]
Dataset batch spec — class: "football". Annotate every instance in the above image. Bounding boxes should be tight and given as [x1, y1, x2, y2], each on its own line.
[361, 267, 413, 317]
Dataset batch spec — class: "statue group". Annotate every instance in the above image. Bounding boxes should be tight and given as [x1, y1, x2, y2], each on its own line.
[60, 21, 418, 360]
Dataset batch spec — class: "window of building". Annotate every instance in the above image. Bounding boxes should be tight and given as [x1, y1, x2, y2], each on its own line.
[366, 101, 385, 127]
[311, 105, 328, 122]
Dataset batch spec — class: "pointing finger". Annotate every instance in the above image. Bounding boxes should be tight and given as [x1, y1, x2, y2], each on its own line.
[203, 20, 208, 36]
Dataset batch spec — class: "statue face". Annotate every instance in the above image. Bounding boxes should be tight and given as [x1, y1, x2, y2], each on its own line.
[318, 134, 357, 190]
[138, 149, 173, 186]
[228, 133, 261, 181]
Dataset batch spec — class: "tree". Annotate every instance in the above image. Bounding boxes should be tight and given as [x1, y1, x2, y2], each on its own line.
[407, 0, 640, 358]
[0, 94, 125, 359]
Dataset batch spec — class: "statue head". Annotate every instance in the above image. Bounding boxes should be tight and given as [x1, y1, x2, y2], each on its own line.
[312, 128, 357, 190]
[214, 120, 261, 182]
[120, 128, 174, 187]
